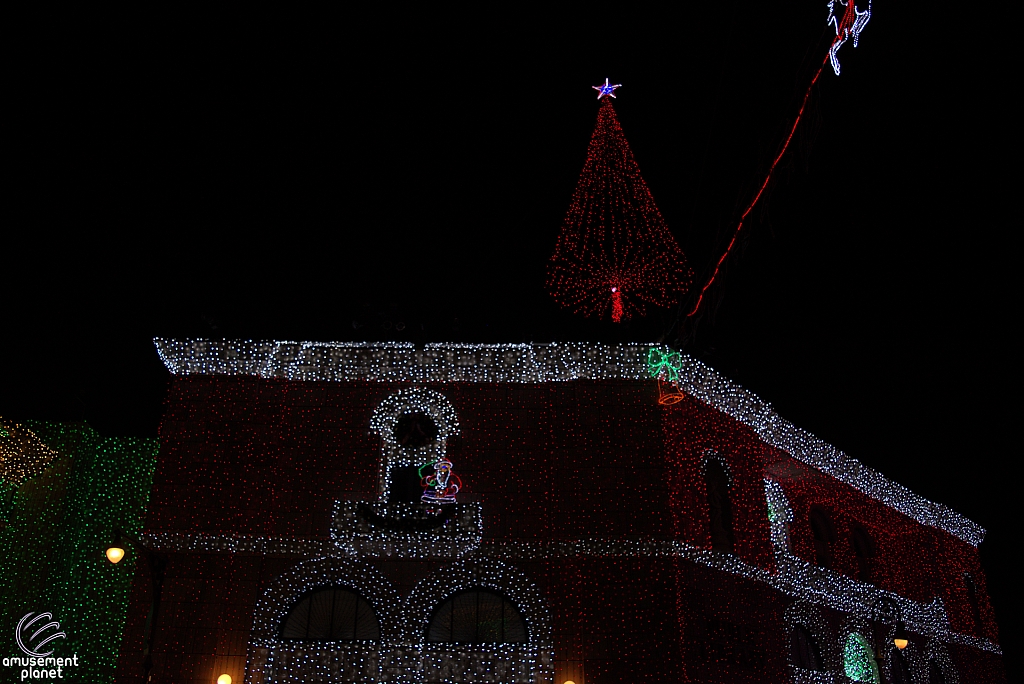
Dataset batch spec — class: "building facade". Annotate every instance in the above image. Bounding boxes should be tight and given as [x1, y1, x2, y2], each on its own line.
[113, 339, 1006, 683]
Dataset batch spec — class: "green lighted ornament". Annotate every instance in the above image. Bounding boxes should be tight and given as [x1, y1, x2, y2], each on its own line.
[843, 633, 879, 682]
[647, 347, 683, 385]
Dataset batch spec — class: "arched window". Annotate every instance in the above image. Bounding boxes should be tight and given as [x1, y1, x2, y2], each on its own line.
[851, 526, 875, 582]
[394, 411, 439, 448]
[427, 589, 527, 643]
[809, 508, 837, 569]
[281, 587, 380, 641]
[790, 625, 823, 671]
[388, 412, 441, 503]
[964, 573, 983, 636]
[704, 458, 735, 552]
[928, 658, 948, 684]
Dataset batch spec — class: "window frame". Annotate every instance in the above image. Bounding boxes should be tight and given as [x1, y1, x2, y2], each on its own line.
[280, 585, 381, 642]
[426, 587, 529, 644]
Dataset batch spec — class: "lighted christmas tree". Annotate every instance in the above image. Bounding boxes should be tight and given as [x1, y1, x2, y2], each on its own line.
[547, 80, 692, 322]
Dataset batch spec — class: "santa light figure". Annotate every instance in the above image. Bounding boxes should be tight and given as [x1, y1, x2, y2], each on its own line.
[421, 458, 461, 504]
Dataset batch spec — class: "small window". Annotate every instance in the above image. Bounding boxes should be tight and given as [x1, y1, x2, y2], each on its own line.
[427, 589, 527, 643]
[809, 508, 837, 569]
[851, 526, 875, 582]
[964, 573, 983, 636]
[790, 625, 823, 671]
[281, 587, 380, 641]
[704, 458, 736, 552]
[394, 412, 438, 448]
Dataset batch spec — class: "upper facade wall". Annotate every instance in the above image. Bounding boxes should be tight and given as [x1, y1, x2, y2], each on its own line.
[152, 376, 676, 542]
[153, 339, 985, 546]
[151, 373, 992, 633]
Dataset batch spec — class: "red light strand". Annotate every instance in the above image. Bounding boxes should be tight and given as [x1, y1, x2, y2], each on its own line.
[548, 97, 692, 322]
[687, 56, 828, 318]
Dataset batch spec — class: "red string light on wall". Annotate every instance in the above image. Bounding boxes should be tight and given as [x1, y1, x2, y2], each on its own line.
[547, 85, 692, 323]
[110, 340, 1006, 683]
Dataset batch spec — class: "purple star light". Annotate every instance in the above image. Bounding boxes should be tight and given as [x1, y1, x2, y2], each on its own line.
[592, 78, 622, 99]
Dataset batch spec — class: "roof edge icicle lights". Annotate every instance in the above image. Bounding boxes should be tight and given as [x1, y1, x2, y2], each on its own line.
[153, 338, 986, 547]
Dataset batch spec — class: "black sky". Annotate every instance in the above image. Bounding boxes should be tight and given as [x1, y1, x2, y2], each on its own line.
[3, 3, 1017, 671]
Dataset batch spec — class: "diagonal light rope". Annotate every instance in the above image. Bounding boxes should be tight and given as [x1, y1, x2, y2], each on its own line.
[687, 54, 829, 318]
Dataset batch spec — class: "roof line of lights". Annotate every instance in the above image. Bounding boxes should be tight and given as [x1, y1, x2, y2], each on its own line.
[152, 338, 985, 545]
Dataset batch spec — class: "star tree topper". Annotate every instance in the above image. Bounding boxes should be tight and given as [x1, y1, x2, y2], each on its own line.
[593, 78, 621, 99]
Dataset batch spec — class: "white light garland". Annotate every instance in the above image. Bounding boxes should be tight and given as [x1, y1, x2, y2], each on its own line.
[330, 501, 483, 559]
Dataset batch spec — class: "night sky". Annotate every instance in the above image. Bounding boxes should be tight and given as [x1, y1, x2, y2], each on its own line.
[4, 3, 1017, 671]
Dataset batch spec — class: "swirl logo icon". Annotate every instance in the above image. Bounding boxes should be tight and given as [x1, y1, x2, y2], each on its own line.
[15, 613, 66, 657]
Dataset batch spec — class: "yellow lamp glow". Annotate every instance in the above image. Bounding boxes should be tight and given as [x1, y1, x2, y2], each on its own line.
[105, 547, 125, 564]
[563, 681, 576, 684]
[217, 675, 232, 684]
[893, 638, 909, 650]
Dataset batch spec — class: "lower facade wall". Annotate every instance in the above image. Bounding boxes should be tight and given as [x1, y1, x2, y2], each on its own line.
[949, 644, 1008, 684]
[114, 550, 1004, 684]
[676, 564, 790, 682]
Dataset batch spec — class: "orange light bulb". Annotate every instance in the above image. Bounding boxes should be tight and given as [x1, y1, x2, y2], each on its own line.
[105, 547, 125, 564]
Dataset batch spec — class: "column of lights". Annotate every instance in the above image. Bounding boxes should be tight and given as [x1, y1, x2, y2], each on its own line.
[546, 87, 692, 323]
[134, 339, 1003, 682]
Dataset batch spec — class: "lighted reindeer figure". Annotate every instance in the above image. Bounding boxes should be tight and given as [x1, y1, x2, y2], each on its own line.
[828, 0, 871, 75]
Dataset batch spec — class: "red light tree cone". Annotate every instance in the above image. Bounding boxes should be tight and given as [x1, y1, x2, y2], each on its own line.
[547, 96, 692, 322]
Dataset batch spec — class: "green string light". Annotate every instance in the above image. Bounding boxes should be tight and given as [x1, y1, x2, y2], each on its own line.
[843, 632, 879, 682]
[0, 419, 158, 683]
